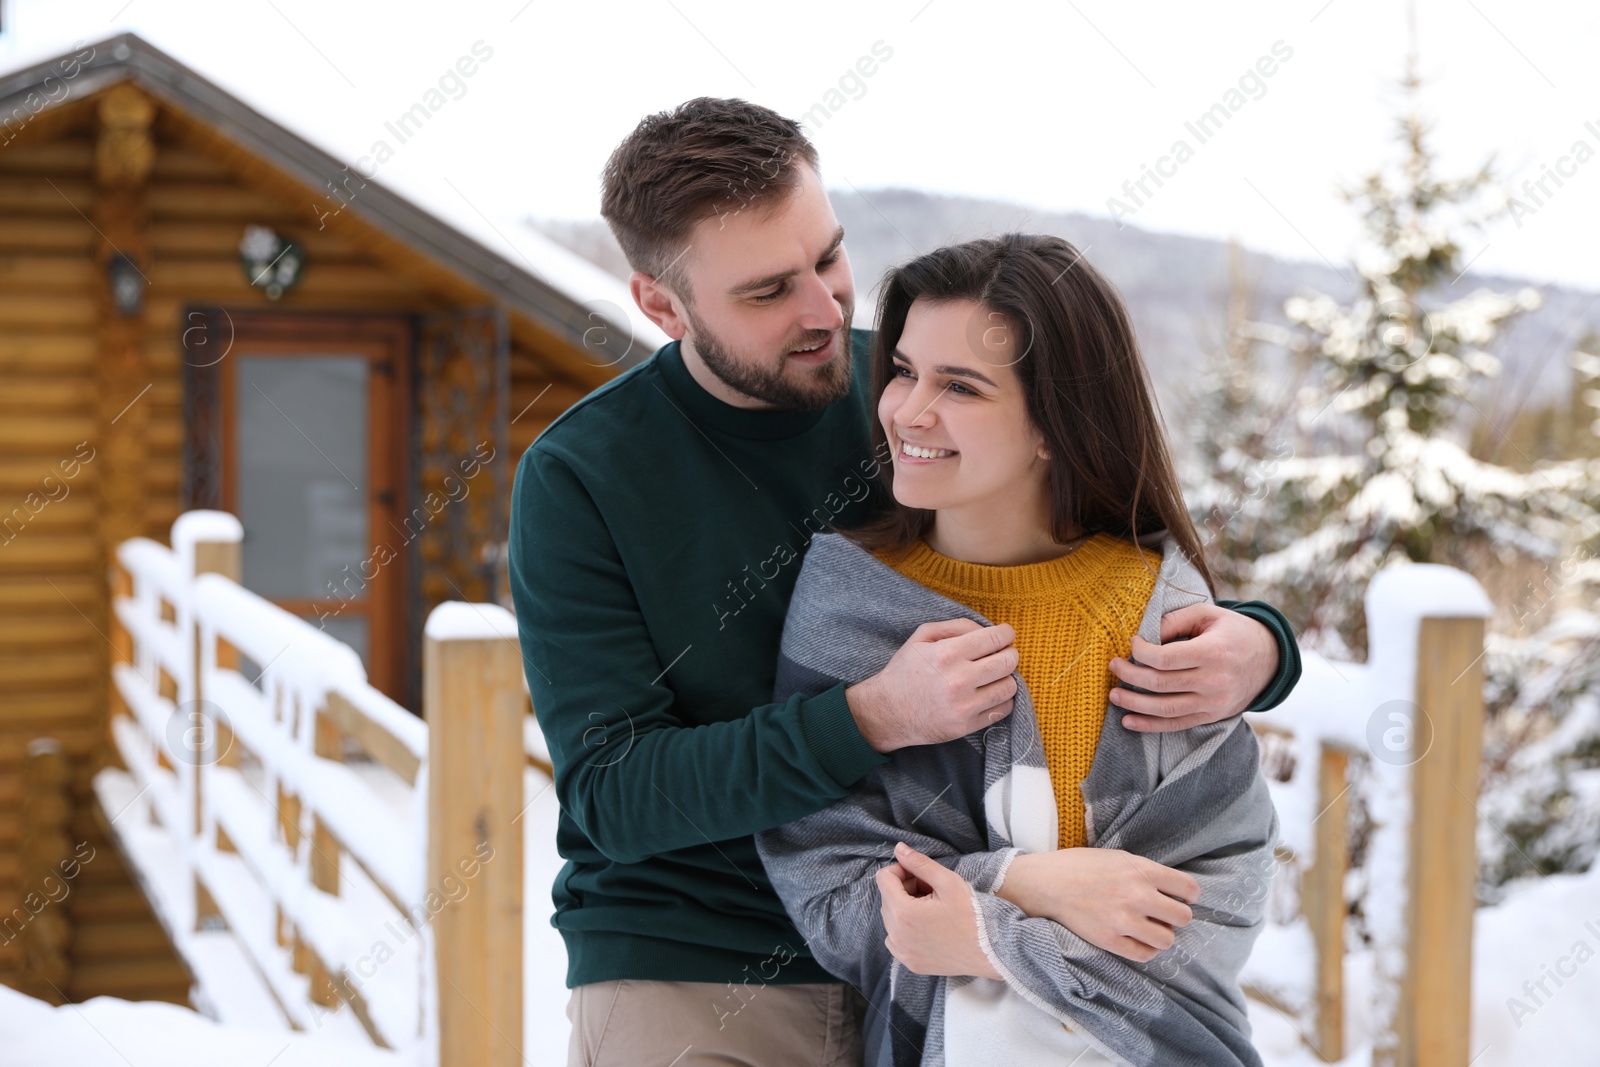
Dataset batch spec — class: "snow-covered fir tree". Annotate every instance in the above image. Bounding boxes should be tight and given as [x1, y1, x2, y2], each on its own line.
[1476, 343, 1600, 898]
[1181, 242, 1301, 599]
[1249, 86, 1590, 651]
[1183, 68, 1600, 897]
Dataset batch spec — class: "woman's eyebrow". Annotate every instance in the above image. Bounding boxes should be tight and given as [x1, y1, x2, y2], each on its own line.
[891, 349, 998, 388]
[727, 226, 846, 296]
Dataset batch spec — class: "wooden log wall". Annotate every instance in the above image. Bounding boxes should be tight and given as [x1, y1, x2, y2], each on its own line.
[0, 79, 605, 1007]
[0, 100, 114, 996]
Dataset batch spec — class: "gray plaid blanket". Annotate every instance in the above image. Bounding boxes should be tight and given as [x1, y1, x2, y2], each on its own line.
[755, 532, 1279, 1066]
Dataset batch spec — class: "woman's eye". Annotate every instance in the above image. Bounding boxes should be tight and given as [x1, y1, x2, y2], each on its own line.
[889, 369, 972, 398]
[894, 365, 975, 396]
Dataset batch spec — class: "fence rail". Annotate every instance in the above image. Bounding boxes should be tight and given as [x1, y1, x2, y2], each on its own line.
[101, 510, 528, 1066]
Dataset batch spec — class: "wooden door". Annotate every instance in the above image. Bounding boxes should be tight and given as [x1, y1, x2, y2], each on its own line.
[190, 312, 412, 701]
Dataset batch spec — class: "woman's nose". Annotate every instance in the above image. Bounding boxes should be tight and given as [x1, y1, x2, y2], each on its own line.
[895, 384, 941, 428]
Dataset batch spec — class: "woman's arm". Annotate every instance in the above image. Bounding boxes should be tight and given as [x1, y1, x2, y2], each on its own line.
[875, 842, 1000, 979]
[877, 843, 1201, 976]
[995, 847, 1198, 961]
[754, 761, 1017, 990]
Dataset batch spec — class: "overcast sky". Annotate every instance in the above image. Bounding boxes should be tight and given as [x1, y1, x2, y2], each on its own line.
[5, 0, 1598, 292]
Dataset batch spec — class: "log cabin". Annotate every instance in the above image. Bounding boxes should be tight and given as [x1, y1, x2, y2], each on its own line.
[0, 31, 653, 1008]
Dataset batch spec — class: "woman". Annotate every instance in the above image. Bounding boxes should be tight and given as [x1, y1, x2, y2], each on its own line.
[755, 234, 1278, 1066]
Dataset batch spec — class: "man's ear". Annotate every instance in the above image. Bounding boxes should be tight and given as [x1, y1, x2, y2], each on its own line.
[631, 271, 689, 340]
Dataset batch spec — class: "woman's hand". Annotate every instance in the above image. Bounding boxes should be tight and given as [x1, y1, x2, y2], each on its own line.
[875, 842, 1002, 979]
[997, 848, 1199, 963]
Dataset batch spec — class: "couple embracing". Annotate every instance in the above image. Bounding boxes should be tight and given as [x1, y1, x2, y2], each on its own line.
[507, 97, 1297, 1067]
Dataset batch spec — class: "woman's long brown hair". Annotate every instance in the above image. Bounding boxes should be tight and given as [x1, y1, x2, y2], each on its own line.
[843, 232, 1215, 594]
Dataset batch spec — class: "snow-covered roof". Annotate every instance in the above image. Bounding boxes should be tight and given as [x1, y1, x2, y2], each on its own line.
[0, 32, 666, 365]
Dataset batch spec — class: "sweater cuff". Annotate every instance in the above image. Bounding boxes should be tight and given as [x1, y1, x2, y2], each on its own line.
[1218, 599, 1303, 712]
[798, 681, 888, 788]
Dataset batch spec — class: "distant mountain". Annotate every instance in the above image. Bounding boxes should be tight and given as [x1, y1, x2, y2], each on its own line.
[531, 189, 1598, 428]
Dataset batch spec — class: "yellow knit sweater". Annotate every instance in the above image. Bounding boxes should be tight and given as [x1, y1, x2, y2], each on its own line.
[873, 533, 1160, 849]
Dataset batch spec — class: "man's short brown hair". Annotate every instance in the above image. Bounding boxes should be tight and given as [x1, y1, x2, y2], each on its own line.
[601, 97, 820, 296]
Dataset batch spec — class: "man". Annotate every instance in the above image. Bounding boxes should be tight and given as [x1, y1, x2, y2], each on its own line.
[506, 97, 1301, 1067]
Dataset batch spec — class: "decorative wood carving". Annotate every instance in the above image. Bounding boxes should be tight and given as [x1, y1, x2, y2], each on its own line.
[180, 307, 228, 511]
[95, 84, 156, 801]
[95, 84, 155, 549]
[94, 84, 156, 188]
[408, 308, 509, 706]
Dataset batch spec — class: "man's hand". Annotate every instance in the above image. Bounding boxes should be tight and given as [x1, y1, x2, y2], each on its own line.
[847, 620, 1018, 753]
[996, 849, 1198, 963]
[876, 842, 1001, 979]
[1107, 603, 1277, 732]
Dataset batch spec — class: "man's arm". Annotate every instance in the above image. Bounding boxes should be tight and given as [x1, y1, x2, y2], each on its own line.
[1107, 600, 1302, 731]
[1218, 599, 1301, 711]
[508, 446, 887, 866]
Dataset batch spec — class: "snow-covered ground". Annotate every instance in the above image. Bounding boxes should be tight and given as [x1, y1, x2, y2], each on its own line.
[0, 768, 568, 1067]
[5, 776, 1598, 1065]
[1247, 859, 1600, 1067]
[0, 985, 410, 1067]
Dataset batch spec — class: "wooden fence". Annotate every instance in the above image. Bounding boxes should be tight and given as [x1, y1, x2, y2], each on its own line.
[88, 508, 1493, 1066]
[1244, 564, 1492, 1066]
[100, 509, 530, 1065]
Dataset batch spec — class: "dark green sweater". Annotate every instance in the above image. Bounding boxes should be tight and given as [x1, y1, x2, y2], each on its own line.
[506, 328, 1301, 989]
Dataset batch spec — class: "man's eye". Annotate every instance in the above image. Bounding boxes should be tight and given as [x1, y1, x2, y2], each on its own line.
[753, 288, 783, 303]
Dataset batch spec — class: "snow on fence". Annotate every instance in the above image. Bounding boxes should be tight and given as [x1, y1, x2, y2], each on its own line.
[1244, 564, 1492, 1066]
[100, 510, 528, 1066]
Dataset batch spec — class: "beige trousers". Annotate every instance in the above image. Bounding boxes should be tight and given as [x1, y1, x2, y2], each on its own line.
[565, 978, 865, 1067]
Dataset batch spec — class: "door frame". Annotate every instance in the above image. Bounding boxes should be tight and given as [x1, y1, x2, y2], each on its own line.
[182, 308, 414, 702]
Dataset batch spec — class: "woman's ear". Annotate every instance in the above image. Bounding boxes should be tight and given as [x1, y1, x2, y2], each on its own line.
[1032, 424, 1052, 462]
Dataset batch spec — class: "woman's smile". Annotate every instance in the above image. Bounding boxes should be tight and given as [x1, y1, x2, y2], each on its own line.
[897, 437, 959, 463]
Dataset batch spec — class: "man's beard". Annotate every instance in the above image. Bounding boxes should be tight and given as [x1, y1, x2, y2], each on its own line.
[684, 301, 855, 411]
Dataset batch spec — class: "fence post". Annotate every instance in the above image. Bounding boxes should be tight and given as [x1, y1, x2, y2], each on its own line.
[172, 512, 242, 933]
[424, 602, 525, 1067]
[309, 706, 343, 1008]
[1304, 744, 1349, 1062]
[1367, 565, 1491, 1067]
[1403, 614, 1487, 1066]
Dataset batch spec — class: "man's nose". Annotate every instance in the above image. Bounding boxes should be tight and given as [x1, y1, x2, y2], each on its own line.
[795, 272, 845, 332]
